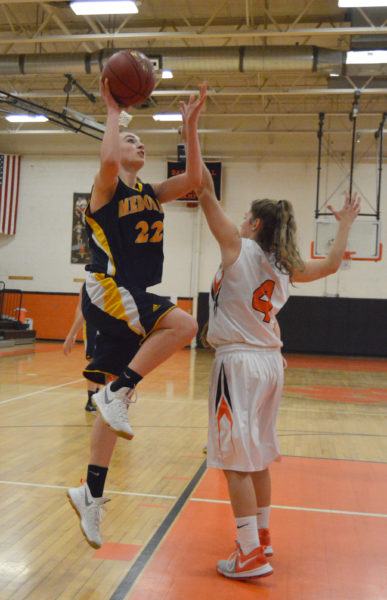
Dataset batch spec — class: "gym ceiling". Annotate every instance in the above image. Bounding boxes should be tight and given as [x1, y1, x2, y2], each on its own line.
[0, 0, 386, 159]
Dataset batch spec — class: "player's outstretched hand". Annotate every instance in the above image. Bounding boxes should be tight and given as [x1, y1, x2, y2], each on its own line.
[179, 82, 207, 134]
[100, 77, 124, 113]
[327, 191, 361, 225]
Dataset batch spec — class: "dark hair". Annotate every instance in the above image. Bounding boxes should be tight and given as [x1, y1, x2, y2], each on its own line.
[250, 199, 304, 278]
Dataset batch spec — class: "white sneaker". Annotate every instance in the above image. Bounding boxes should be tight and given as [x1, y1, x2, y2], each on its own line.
[67, 482, 110, 549]
[92, 382, 135, 440]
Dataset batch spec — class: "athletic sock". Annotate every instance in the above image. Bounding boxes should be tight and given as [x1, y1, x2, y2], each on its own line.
[256, 505, 271, 530]
[235, 515, 260, 555]
[86, 464, 108, 498]
[111, 367, 143, 392]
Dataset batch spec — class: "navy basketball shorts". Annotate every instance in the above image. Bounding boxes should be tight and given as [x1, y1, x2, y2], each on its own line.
[81, 272, 176, 383]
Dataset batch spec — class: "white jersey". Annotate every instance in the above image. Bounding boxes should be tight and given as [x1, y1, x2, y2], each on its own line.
[207, 238, 290, 349]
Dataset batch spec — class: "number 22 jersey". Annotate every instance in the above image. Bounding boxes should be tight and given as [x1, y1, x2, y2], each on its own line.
[207, 238, 290, 349]
[85, 178, 164, 290]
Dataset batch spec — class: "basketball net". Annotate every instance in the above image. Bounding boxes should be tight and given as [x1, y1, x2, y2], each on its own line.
[341, 250, 356, 271]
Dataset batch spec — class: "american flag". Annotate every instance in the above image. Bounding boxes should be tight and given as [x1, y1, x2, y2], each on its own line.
[0, 154, 21, 235]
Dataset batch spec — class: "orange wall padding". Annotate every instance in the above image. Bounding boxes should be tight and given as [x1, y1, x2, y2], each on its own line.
[21, 293, 193, 340]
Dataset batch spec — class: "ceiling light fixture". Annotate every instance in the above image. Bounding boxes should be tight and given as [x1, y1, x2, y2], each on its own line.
[161, 70, 173, 79]
[338, 1, 387, 6]
[153, 114, 182, 122]
[5, 114, 48, 122]
[346, 50, 387, 64]
[70, 1, 138, 15]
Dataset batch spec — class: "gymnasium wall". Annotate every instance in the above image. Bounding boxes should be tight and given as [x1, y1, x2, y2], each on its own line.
[0, 153, 385, 348]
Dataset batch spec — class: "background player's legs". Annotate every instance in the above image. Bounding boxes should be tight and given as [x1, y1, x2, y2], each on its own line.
[85, 380, 99, 412]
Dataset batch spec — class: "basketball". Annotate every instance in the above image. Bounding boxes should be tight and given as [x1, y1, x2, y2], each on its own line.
[101, 49, 156, 107]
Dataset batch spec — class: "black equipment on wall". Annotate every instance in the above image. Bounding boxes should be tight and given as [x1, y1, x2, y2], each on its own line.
[196, 292, 387, 358]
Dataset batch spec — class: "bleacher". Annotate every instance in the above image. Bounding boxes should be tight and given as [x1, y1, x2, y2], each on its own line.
[0, 282, 36, 347]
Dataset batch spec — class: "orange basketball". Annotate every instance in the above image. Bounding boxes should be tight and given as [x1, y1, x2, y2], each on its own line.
[101, 49, 156, 107]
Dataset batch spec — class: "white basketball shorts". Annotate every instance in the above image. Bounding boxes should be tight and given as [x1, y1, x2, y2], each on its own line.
[207, 344, 284, 472]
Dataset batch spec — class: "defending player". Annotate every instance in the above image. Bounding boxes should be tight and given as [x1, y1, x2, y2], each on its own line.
[192, 156, 360, 579]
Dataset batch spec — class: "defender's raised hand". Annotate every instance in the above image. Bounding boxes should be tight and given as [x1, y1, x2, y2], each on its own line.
[327, 192, 361, 225]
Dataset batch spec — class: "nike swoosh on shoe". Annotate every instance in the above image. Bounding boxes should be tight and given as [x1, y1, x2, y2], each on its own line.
[104, 387, 114, 405]
[238, 555, 258, 569]
[84, 488, 93, 507]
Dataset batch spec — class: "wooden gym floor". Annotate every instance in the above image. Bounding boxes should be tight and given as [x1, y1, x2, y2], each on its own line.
[0, 342, 386, 600]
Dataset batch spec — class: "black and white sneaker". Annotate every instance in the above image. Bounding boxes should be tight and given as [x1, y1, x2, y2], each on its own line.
[92, 382, 135, 440]
[67, 482, 110, 548]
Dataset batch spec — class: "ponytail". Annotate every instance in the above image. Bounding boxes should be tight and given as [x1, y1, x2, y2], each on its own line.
[250, 199, 304, 278]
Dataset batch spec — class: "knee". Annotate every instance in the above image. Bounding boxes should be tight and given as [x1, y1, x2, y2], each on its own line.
[179, 313, 198, 342]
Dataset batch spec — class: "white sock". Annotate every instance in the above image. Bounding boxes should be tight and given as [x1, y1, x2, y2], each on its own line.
[235, 516, 259, 555]
[256, 505, 271, 530]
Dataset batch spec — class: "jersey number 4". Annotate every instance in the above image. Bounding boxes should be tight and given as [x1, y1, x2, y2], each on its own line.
[135, 220, 163, 243]
[252, 280, 275, 323]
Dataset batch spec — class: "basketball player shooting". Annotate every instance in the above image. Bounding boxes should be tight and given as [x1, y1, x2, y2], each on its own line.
[67, 78, 207, 549]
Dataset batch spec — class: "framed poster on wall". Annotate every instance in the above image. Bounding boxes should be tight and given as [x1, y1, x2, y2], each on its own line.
[71, 193, 92, 264]
[167, 161, 222, 202]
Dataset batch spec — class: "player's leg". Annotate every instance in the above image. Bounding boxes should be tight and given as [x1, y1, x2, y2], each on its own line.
[127, 307, 197, 377]
[67, 409, 117, 549]
[217, 469, 272, 579]
[93, 292, 197, 438]
[252, 468, 273, 556]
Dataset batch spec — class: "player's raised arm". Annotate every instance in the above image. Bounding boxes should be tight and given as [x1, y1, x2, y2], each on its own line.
[196, 164, 241, 268]
[151, 83, 207, 203]
[90, 79, 123, 213]
[293, 193, 361, 283]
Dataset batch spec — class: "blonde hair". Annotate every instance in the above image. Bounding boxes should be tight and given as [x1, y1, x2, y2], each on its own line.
[250, 199, 304, 278]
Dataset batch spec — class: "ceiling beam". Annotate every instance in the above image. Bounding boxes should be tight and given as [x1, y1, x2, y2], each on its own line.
[4, 87, 387, 99]
[0, 26, 386, 46]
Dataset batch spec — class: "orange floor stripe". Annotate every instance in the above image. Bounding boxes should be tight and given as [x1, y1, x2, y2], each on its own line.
[93, 542, 141, 562]
[194, 458, 387, 515]
[129, 457, 387, 600]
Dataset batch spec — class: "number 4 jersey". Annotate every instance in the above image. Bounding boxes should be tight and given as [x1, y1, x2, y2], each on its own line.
[207, 238, 290, 349]
[85, 178, 164, 289]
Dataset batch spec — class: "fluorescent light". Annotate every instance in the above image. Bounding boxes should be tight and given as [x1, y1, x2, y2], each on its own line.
[153, 114, 182, 122]
[346, 50, 387, 64]
[70, 1, 138, 15]
[162, 70, 173, 79]
[339, 1, 387, 6]
[5, 114, 48, 122]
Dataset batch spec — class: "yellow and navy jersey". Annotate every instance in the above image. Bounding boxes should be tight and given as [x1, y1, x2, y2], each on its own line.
[84, 178, 164, 289]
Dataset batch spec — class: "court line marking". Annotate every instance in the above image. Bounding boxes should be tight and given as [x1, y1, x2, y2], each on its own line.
[0, 480, 176, 500]
[1, 479, 385, 518]
[190, 498, 387, 518]
[0, 379, 84, 405]
[109, 460, 207, 600]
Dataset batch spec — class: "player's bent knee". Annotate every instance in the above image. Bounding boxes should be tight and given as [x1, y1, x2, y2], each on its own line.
[178, 313, 198, 341]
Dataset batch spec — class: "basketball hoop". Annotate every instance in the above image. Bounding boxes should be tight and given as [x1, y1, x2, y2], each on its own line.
[342, 250, 356, 270]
